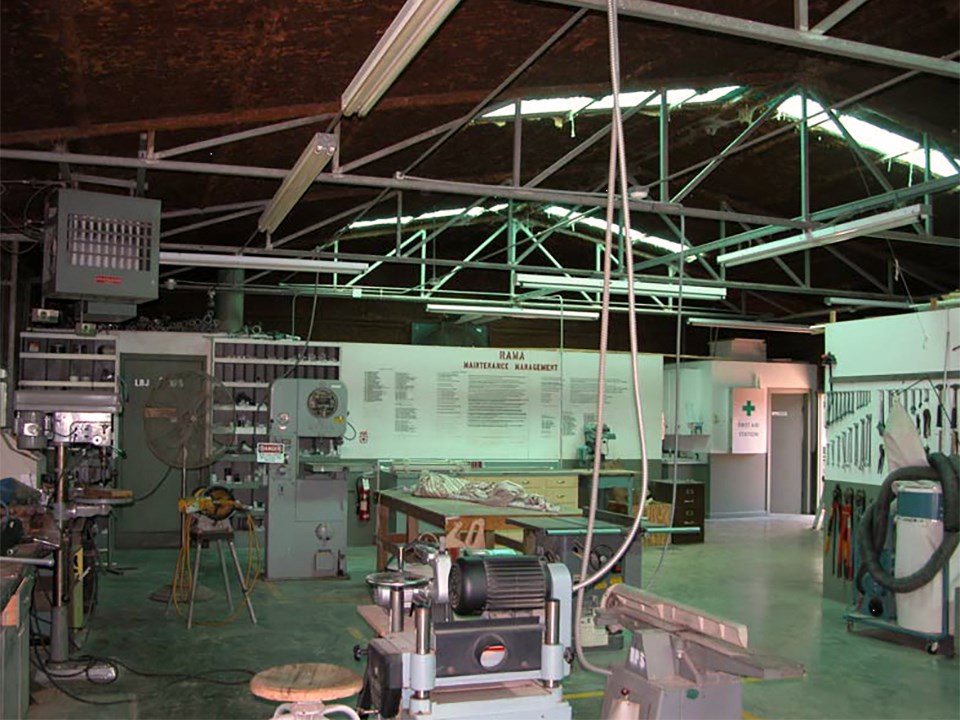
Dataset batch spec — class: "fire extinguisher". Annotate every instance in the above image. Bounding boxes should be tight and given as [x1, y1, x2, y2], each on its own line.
[356, 476, 371, 522]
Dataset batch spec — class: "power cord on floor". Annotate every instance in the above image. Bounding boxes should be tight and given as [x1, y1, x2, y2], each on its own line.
[30, 645, 256, 707]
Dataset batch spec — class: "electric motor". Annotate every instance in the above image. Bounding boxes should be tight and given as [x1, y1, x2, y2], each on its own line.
[449, 555, 548, 615]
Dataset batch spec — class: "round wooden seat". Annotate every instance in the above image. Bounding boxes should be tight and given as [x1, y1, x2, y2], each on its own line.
[250, 663, 363, 703]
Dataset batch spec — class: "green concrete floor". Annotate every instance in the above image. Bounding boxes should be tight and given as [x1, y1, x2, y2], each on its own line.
[27, 516, 958, 719]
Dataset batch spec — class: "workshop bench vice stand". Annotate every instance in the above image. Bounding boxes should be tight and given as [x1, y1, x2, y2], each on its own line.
[166, 522, 257, 629]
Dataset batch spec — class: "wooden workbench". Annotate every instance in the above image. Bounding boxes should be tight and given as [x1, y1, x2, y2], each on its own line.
[374, 488, 580, 569]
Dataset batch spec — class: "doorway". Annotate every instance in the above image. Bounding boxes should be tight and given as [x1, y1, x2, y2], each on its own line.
[769, 393, 808, 514]
[116, 354, 205, 548]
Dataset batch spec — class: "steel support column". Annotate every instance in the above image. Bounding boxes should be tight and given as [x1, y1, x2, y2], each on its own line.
[659, 90, 669, 202]
[794, 0, 809, 31]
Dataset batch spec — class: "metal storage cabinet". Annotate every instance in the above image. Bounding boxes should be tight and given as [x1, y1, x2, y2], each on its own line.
[649, 479, 705, 544]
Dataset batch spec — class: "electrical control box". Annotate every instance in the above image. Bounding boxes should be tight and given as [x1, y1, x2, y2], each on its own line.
[269, 379, 348, 440]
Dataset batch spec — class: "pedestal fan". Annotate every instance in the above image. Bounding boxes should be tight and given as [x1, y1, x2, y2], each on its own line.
[142, 370, 235, 603]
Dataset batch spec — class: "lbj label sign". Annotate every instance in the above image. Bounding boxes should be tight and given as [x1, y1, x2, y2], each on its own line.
[731, 388, 767, 454]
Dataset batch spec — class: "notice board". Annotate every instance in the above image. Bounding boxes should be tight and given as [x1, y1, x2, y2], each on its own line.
[337, 343, 662, 462]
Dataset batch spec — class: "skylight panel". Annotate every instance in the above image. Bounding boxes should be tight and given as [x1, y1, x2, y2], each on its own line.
[349, 215, 414, 229]
[686, 86, 742, 103]
[587, 90, 656, 111]
[346, 205, 507, 231]
[483, 97, 593, 119]
[416, 208, 469, 221]
[777, 95, 959, 178]
[545, 205, 688, 255]
[900, 149, 959, 178]
[482, 86, 742, 119]
[663, 89, 699, 106]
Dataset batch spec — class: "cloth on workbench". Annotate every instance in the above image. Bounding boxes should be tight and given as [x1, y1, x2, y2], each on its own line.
[410, 471, 559, 512]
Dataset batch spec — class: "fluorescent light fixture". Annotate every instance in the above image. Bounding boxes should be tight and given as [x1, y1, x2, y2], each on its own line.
[717, 205, 925, 268]
[426, 303, 598, 321]
[341, 0, 460, 117]
[257, 133, 337, 235]
[824, 297, 912, 309]
[159, 252, 368, 275]
[516, 273, 726, 301]
[687, 317, 824, 335]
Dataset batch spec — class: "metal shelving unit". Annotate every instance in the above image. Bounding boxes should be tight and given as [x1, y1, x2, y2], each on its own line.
[19, 331, 119, 393]
[209, 337, 341, 539]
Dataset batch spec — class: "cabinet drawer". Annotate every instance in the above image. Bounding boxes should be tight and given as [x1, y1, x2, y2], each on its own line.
[546, 489, 577, 506]
[545, 475, 577, 489]
[508, 477, 546, 492]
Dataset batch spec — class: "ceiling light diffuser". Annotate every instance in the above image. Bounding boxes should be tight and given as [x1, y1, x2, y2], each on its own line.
[717, 205, 925, 267]
[341, 0, 460, 117]
[823, 297, 912, 309]
[516, 272, 726, 301]
[257, 133, 337, 235]
[425, 303, 598, 321]
[159, 252, 368, 275]
[686, 317, 824, 334]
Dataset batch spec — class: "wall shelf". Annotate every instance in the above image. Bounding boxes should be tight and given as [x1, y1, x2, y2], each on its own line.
[210, 336, 341, 535]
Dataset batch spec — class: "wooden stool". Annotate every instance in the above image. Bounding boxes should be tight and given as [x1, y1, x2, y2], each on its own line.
[250, 663, 363, 719]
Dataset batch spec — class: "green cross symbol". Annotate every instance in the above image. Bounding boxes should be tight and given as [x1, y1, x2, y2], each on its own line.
[742, 400, 756, 416]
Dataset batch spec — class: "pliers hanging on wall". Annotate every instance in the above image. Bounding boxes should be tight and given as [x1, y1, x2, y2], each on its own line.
[824, 486, 842, 577]
[838, 489, 854, 580]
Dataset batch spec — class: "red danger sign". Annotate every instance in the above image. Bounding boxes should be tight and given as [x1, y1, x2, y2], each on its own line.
[94, 275, 122, 286]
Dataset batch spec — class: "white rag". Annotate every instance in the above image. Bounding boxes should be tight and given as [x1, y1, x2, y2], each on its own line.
[410, 470, 559, 512]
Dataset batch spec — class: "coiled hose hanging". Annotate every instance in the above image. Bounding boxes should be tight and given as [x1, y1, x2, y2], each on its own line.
[856, 452, 959, 595]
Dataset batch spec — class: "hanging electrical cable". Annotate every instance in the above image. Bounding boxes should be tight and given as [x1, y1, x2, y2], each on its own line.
[572, 0, 653, 676]
[647, 216, 685, 588]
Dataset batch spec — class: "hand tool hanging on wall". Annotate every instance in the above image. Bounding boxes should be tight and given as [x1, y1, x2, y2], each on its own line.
[853, 426, 859, 469]
[863, 415, 872, 472]
[838, 488, 854, 579]
[877, 390, 886, 436]
[852, 490, 866, 578]
[951, 384, 959, 455]
[877, 445, 885, 474]
[912, 388, 922, 433]
[934, 384, 945, 429]
[824, 486, 842, 576]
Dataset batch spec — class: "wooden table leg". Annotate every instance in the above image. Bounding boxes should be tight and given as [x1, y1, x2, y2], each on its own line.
[406, 515, 420, 544]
